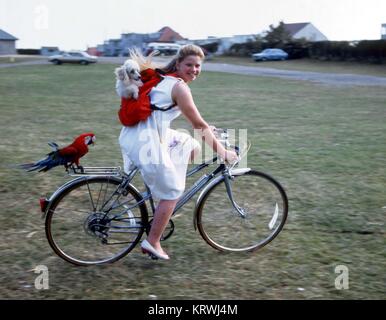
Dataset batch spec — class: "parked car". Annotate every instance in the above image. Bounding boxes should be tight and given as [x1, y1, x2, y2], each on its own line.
[252, 48, 288, 61]
[48, 51, 98, 65]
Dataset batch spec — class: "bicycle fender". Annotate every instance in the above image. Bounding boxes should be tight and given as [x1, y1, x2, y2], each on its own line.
[40, 176, 85, 219]
[229, 168, 251, 176]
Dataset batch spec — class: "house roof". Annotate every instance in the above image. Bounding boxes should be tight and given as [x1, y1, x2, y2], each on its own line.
[283, 23, 310, 36]
[157, 26, 185, 42]
[0, 29, 18, 41]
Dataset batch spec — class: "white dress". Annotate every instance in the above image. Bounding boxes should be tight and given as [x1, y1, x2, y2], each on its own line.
[119, 75, 200, 200]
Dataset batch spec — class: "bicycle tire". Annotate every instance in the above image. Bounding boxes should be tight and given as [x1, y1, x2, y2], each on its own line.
[45, 176, 148, 266]
[195, 170, 288, 252]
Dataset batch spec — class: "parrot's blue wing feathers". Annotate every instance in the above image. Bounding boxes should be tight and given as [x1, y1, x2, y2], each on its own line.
[20, 151, 73, 172]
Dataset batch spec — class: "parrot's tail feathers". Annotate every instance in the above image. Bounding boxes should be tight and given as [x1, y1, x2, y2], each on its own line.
[19, 163, 41, 172]
[19, 157, 51, 172]
[19, 163, 36, 170]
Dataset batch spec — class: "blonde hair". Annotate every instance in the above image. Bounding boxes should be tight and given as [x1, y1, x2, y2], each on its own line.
[128, 44, 205, 73]
[162, 44, 205, 73]
[128, 48, 160, 71]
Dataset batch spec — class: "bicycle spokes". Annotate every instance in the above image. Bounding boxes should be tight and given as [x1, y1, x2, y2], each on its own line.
[46, 177, 146, 265]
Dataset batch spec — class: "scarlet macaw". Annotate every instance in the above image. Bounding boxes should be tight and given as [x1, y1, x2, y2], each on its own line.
[20, 132, 95, 172]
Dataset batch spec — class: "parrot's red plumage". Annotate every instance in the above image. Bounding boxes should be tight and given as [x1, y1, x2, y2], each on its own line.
[20, 133, 95, 172]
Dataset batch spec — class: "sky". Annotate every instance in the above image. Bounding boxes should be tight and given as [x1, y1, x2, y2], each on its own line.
[1, 0, 385, 50]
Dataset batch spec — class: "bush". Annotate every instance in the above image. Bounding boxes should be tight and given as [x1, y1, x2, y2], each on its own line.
[282, 40, 310, 59]
[355, 40, 386, 63]
[228, 40, 310, 59]
[309, 41, 354, 61]
[200, 42, 219, 54]
[222, 36, 386, 64]
[17, 49, 41, 55]
[228, 40, 264, 57]
[309, 40, 386, 63]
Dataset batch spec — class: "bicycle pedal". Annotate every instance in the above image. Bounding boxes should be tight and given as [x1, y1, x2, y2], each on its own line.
[141, 248, 159, 260]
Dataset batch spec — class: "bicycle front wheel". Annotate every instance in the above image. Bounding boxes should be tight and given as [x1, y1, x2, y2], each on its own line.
[45, 176, 148, 265]
[196, 170, 288, 252]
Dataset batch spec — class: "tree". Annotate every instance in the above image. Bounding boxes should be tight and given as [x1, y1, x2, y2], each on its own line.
[264, 21, 292, 48]
[228, 35, 264, 56]
[200, 42, 219, 54]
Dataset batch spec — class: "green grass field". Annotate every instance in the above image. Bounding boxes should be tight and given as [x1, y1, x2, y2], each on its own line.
[0, 63, 385, 299]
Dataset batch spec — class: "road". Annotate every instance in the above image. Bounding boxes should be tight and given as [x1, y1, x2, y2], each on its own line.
[203, 62, 386, 87]
[1, 56, 386, 87]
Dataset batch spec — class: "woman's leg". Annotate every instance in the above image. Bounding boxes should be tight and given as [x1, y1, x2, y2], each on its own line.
[146, 199, 178, 254]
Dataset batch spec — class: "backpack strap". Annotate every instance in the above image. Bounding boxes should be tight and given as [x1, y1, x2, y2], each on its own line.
[149, 69, 180, 112]
[155, 68, 166, 75]
[150, 103, 176, 111]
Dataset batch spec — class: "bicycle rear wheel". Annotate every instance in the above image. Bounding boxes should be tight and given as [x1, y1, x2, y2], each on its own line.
[45, 176, 148, 265]
[196, 170, 288, 252]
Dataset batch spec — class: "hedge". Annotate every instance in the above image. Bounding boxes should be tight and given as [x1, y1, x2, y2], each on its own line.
[17, 49, 41, 55]
[228, 40, 386, 63]
[309, 40, 386, 63]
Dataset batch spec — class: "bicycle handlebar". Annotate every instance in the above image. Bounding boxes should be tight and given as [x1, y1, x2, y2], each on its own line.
[213, 128, 250, 167]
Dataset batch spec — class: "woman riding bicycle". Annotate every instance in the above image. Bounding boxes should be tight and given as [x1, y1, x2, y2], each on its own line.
[119, 44, 238, 260]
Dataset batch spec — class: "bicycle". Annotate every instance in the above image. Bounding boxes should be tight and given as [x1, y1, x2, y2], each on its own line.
[40, 129, 288, 266]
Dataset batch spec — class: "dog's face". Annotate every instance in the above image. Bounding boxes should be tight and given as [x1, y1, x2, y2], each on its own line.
[123, 59, 141, 81]
[115, 59, 141, 82]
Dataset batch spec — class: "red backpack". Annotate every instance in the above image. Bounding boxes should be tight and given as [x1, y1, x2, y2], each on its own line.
[118, 68, 177, 126]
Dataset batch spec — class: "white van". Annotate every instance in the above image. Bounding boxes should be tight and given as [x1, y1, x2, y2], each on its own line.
[146, 42, 181, 56]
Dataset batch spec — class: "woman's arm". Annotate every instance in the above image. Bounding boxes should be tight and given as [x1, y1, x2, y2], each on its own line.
[172, 82, 237, 162]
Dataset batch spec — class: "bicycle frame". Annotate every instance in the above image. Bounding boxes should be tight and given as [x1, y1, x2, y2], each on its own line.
[122, 156, 251, 225]
[118, 156, 226, 217]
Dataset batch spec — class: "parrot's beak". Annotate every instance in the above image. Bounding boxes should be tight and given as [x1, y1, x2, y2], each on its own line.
[86, 136, 96, 146]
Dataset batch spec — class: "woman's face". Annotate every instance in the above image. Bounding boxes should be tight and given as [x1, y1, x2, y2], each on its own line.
[176, 55, 202, 83]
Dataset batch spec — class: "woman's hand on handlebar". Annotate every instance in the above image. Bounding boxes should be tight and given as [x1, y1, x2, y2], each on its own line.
[223, 149, 239, 165]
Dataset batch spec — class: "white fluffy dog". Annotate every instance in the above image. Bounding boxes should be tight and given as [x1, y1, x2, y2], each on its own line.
[114, 59, 143, 99]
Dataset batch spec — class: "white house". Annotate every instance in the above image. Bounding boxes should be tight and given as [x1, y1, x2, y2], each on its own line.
[217, 34, 257, 54]
[382, 24, 386, 40]
[0, 29, 18, 55]
[284, 23, 328, 42]
[191, 34, 257, 54]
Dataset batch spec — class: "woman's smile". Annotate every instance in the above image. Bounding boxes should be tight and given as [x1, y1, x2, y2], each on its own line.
[176, 55, 202, 83]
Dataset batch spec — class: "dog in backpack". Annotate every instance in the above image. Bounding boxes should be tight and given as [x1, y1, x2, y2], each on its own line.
[114, 59, 143, 99]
